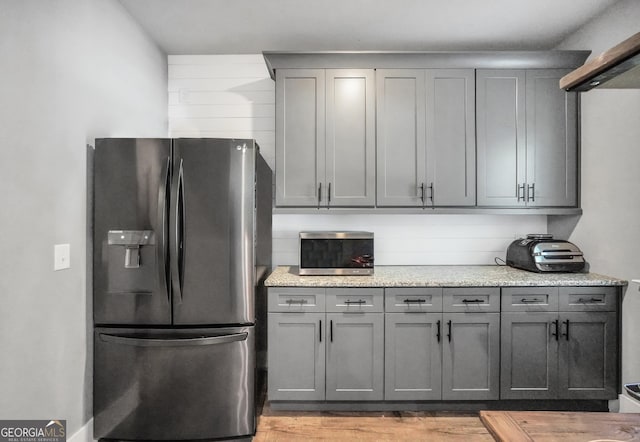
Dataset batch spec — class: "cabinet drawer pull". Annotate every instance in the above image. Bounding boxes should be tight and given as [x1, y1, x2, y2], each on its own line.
[520, 298, 542, 304]
[403, 298, 426, 304]
[462, 298, 485, 304]
[319, 320, 322, 343]
[436, 320, 441, 342]
[344, 299, 366, 305]
[578, 297, 604, 303]
[447, 320, 452, 342]
[286, 299, 308, 305]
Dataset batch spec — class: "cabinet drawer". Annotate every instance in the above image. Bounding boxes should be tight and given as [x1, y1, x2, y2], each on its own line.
[559, 286, 617, 311]
[443, 287, 500, 312]
[268, 287, 325, 312]
[385, 288, 443, 313]
[326, 288, 384, 313]
[501, 287, 559, 312]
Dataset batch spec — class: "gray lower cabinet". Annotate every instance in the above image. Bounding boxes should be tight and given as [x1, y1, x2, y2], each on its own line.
[384, 287, 500, 401]
[476, 69, 578, 207]
[268, 287, 384, 401]
[385, 312, 442, 400]
[326, 312, 384, 400]
[268, 312, 325, 400]
[500, 287, 618, 400]
[443, 312, 500, 400]
[376, 69, 475, 207]
[275, 68, 375, 207]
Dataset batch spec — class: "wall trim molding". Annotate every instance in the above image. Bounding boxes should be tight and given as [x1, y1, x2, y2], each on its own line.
[68, 419, 94, 442]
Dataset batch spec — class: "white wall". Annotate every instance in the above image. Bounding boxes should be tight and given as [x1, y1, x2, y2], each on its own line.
[556, 0, 640, 386]
[0, 0, 167, 437]
[168, 54, 548, 266]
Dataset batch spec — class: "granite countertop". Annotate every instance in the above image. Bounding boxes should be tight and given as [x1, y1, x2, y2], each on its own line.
[265, 265, 628, 288]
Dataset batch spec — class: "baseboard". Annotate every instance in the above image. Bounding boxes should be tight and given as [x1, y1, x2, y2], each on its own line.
[619, 394, 640, 413]
[68, 419, 95, 442]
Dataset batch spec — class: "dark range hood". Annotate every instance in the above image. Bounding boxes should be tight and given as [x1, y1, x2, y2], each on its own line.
[560, 32, 640, 92]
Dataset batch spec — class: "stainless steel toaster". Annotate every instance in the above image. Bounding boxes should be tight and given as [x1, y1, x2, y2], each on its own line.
[506, 234, 586, 273]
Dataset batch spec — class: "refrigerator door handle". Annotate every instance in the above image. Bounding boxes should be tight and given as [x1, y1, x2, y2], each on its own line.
[157, 156, 171, 303]
[171, 158, 185, 303]
[98, 332, 248, 347]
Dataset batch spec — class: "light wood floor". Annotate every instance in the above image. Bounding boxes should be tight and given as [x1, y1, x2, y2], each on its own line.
[254, 408, 493, 441]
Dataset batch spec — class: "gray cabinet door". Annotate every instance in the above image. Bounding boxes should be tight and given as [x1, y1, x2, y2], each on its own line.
[425, 69, 476, 206]
[267, 312, 325, 401]
[442, 313, 500, 400]
[275, 69, 325, 207]
[376, 69, 426, 207]
[326, 69, 376, 207]
[525, 69, 578, 207]
[476, 69, 526, 207]
[501, 312, 559, 399]
[326, 313, 384, 400]
[558, 311, 617, 400]
[384, 313, 442, 400]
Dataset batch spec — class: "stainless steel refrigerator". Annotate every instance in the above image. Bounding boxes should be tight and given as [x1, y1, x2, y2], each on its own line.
[92, 138, 272, 441]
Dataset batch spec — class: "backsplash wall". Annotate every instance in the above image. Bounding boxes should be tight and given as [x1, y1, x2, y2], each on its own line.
[168, 55, 548, 267]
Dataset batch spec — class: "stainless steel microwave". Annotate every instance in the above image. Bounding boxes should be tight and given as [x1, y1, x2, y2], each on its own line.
[299, 231, 374, 276]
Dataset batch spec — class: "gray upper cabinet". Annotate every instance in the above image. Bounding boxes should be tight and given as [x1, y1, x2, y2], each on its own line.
[275, 69, 325, 207]
[525, 70, 578, 207]
[477, 69, 578, 207]
[275, 69, 375, 207]
[425, 70, 476, 206]
[376, 69, 475, 207]
[376, 70, 425, 207]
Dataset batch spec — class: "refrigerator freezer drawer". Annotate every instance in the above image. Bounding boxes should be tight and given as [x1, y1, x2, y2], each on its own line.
[94, 326, 255, 441]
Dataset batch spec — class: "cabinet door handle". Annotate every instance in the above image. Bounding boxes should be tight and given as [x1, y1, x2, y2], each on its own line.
[330, 319, 333, 342]
[319, 319, 322, 343]
[436, 320, 441, 342]
[447, 320, 452, 342]
[428, 182, 434, 205]
[328, 182, 331, 205]
[528, 183, 535, 202]
[517, 183, 526, 202]
[317, 182, 322, 208]
[462, 298, 484, 304]
[562, 319, 570, 341]
[578, 297, 603, 303]
[551, 319, 559, 341]
[419, 182, 425, 206]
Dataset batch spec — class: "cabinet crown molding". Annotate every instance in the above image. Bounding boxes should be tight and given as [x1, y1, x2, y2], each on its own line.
[263, 51, 591, 80]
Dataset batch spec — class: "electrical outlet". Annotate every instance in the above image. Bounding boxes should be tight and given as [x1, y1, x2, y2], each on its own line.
[54, 244, 70, 271]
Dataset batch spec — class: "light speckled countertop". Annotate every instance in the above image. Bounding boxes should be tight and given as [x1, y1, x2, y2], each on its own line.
[265, 265, 627, 288]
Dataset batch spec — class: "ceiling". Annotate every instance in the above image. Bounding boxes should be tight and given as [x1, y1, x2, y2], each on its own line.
[119, 0, 620, 55]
